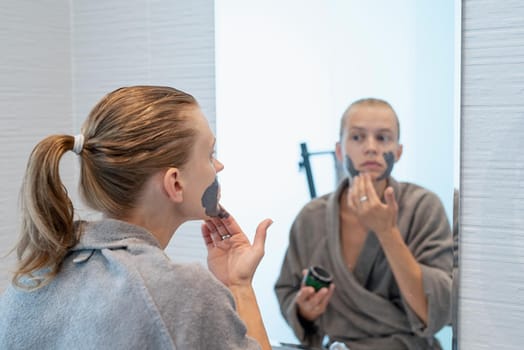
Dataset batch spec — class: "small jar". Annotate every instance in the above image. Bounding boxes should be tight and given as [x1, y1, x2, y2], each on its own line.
[303, 265, 333, 291]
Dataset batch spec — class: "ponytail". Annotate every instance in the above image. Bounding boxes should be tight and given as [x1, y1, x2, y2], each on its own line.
[12, 85, 199, 289]
[13, 135, 78, 289]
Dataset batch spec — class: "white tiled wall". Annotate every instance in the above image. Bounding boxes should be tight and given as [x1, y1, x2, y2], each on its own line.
[460, 1, 524, 349]
[0, 0, 214, 291]
[70, 0, 215, 264]
[72, 0, 216, 128]
[0, 0, 73, 292]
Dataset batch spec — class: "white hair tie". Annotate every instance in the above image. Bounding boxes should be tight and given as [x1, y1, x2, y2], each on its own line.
[72, 134, 85, 155]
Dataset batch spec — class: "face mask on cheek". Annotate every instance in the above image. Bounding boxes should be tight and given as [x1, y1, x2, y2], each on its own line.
[201, 177, 228, 218]
[344, 151, 395, 180]
[344, 155, 360, 177]
[376, 151, 395, 181]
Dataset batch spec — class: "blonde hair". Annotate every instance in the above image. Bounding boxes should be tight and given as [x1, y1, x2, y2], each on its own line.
[14, 86, 198, 289]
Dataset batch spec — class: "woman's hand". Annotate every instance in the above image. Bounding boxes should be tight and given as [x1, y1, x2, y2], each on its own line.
[347, 173, 398, 237]
[201, 208, 273, 287]
[296, 269, 336, 321]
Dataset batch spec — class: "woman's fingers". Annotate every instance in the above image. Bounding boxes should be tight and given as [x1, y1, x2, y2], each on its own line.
[203, 219, 233, 247]
[317, 283, 336, 310]
[362, 173, 380, 203]
[296, 284, 333, 320]
[206, 207, 242, 237]
[201, 223, 213, 245]
[252, 218, 273, 253]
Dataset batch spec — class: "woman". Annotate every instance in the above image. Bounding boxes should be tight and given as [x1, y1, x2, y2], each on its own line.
[0, 86, 272, 350]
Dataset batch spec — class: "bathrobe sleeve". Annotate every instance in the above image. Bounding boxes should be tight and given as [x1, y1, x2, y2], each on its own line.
[274, 199, 328, 347]
[398, 186, 453, 337]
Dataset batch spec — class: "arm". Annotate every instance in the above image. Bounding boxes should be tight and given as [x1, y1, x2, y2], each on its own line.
[202, 212, 272, 350]
[274, 220, 312, 340]
[402, 185, 454, 334]
[274, 215, 330, 348]
[375, 224, 428, 323]
[348, 174, 452, 328]
[229, 285, 270, 348]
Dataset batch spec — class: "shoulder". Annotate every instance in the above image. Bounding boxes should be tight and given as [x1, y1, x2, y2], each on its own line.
[295, 187, 339, 220]
[96, 241, 229, 306]
[168, 263, 224, 292]
[396, 181, 444, 210]
[298, 195, 329, 216]
[290, 193, 333, 236]
[395, 181, 452, 242]
[134, 258, 236, 323]
[132, 250, 223, 293]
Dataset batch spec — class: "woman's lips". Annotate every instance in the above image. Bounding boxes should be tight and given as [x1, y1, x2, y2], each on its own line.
[361, 161, 383, 170]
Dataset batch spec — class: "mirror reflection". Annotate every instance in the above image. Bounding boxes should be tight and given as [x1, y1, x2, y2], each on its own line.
[215, 1, 459, 349]
[0, 1, 460, 349]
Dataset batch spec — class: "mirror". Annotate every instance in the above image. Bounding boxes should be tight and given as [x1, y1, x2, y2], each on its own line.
[215, 1, 460, 349]
[0, 1, 460, 349]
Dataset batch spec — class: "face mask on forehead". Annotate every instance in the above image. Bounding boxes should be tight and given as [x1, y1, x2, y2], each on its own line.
[201, 177, 229, 218]
[344, 151, 395, 181]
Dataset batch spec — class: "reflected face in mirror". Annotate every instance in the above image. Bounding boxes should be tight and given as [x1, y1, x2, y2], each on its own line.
[215, 1, 459, 347]
[336, 102, 403, 182]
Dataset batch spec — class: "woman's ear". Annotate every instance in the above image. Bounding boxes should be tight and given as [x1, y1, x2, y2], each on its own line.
[163, 168, 183, 203]
[335, 141, 344, 163]
[395, 144, 403, 162]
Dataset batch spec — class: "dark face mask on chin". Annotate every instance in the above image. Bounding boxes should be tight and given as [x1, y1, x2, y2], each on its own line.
[201, 177, 228, 218]
[344, 151, 395, 181]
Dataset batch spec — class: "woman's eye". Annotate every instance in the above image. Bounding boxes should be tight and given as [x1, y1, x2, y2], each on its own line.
[377, 134, 390, 142]
[350, 134, 362, 141]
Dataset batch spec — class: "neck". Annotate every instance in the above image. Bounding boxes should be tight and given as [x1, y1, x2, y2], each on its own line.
[125, 213, 180, 249]
[112, 172, 183, 249]
[109, 208, 181, 249]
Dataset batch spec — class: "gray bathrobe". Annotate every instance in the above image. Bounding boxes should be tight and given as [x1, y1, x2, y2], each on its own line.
[0, 219, 260, 350]
[275, 177, 453, 350]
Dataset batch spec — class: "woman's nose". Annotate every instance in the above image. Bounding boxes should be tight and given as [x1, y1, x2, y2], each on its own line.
[214, 159, 225, 172]
[363, 137, 378, 153]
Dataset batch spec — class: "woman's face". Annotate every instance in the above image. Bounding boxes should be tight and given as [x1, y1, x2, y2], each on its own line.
[337, 104, 402, 181]
[180, 107, 224, 220]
